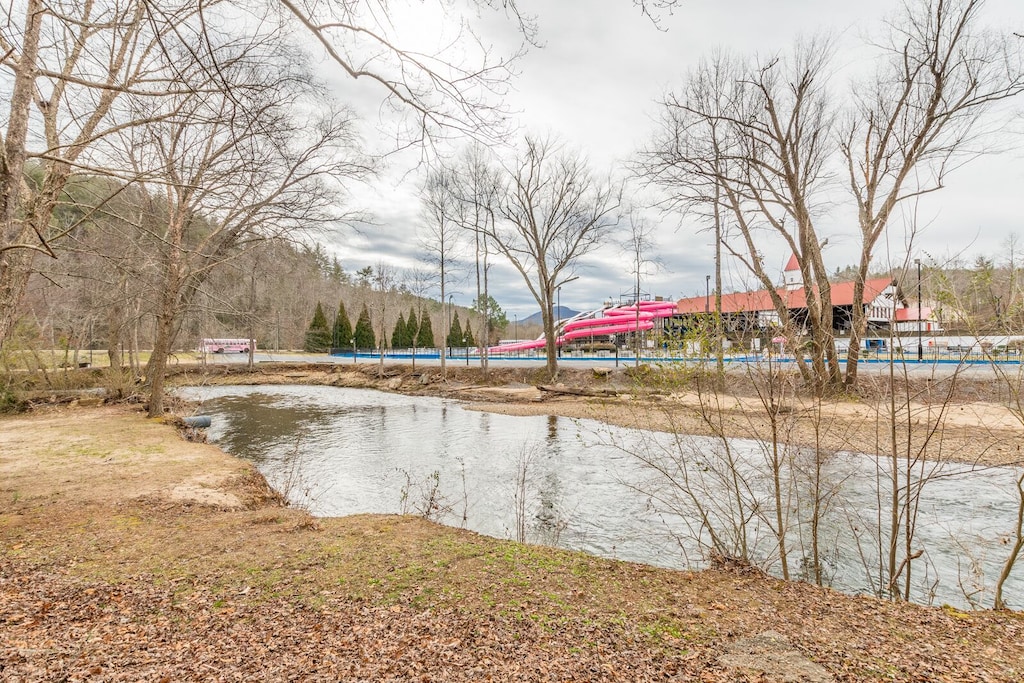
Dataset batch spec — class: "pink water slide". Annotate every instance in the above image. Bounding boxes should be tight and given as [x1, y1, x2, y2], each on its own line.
[488, 300, 678, 354]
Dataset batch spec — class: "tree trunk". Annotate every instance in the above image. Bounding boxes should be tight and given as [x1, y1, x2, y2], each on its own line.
[771, 430, 790, 581]
[146, 291, 178, 417]
[995, 473, 1024, 610]
[807, 251, 841, 388]
[479, 237, 489, 379]
[542, 288, 558, 380]
[105, 282, 124, 371]
[713, 189, 724, 378]
[440, 283, 447, 380]
[887, 361, 901, 599]
[844, 265, 870, 388]
[0, 1, 51, 350]
[145, 216, 185, 417]
[0, 250, 34, 349]
[247, 269, 256, 371]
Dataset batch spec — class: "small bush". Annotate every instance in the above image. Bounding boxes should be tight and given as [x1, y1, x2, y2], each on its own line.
[0, 386, 26, 413]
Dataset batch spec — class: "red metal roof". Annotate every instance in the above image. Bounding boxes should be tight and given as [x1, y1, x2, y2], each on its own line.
[894, 306, 932, 322]
[784, 254, 800, 272]
[677, 278, 895, 315]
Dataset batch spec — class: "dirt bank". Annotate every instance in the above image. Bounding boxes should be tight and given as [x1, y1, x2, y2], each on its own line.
[1, 402, 1023, 681]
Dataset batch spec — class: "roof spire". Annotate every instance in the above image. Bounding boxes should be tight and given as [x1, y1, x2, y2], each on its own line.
[784, 254, 802, 290]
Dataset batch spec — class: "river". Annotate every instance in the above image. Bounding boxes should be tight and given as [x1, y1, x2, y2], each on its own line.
[178, 384, 1023, 610]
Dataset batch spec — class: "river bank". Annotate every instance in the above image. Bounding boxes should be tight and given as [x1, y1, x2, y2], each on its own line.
[1, 365, 1023, 680]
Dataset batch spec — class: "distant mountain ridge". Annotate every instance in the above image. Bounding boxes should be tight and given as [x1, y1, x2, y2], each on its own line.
[519, 306, 579, 327]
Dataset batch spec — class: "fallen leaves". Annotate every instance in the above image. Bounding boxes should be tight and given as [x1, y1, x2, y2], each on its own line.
[3, 402, 1024, 681]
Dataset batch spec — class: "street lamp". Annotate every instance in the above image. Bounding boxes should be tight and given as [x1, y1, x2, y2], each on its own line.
[464, 334, 469, 366]
[915, 258, 923, 362]
[350, 336, 356, 364]
[557, 286, 562, 358]
[447, 294, 454, 360]
[705, 274, 711, 314]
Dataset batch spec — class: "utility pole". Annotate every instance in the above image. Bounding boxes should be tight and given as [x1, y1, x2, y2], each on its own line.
[557, 286, 562, 358]
[713, 180, 723, 375]
[445, 294, 453, 379]
[916, 259, 923, 362]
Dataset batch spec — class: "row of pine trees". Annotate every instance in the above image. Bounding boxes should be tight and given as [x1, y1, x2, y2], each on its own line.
[304, 301, 477, 353]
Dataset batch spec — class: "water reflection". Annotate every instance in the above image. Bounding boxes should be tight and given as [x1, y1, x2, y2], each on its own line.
[178, 384, 1023, 610]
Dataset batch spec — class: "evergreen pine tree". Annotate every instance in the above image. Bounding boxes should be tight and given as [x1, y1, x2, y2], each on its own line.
[391, 313, 407, 349]
[304, 302, 332, 352]
[447, 311, 464, 347]
[416, 313, 435, 348]
[406, 307, 419, 347]
[353, 305, 376, 350]
[464, 325, 475, 347]
[332, 300, 353, 349]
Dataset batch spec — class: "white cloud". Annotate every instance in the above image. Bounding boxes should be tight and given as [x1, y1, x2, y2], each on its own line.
[320, 0, 1024, 316]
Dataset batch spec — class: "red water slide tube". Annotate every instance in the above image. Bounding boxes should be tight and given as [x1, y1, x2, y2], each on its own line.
[488, 300, 677, 355]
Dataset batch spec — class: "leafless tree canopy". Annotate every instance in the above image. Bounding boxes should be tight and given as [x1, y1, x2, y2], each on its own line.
[0, 0, 532, 355]
[116, 15, 364, 416]
[278, 0, 530, 148]
[419, 166, 464, 377]
[639, 40, 841, 390]
[839, 0, 1024, 386]
[639, 0, 1024, 391]
[0, 0, 207, 348]
[447, 144, 503, 375]
[485, 135, 620, 379]
[0, 2, 366, 412]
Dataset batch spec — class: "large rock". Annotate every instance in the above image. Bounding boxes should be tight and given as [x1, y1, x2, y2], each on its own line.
[717, 631, 834, 682]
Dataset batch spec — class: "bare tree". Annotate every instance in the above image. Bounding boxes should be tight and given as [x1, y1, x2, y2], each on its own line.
[419, 168, 464, 379]
[622, 210, 662, 368]
[840, 0, 1024, 387]
[449, 144, 502, 376]
[26, 176, 153, 377]
[372, 261, 396, 377]
[0, 0, 214, 351]
[995, 472, 1024, 610]
[947, 265, 1024, 609]
[120, 30, 361, 416]
[639, 42, 841, 391]
[404, 265, 436, 371]
[0, 0, 535, 354]
[485, 135, 620, 379]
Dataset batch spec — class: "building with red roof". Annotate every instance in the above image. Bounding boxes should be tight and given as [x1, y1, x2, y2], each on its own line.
[674, 257, 935, 338]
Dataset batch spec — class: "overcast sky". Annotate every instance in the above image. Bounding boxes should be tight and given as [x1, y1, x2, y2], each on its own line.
[321, 0, 1024, 318]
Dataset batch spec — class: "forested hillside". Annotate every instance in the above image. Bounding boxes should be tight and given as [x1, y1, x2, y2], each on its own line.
[10, 181, 482, 365]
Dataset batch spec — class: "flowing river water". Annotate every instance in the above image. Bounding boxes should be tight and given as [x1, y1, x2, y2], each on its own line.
[178, 385, 1023, 610]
